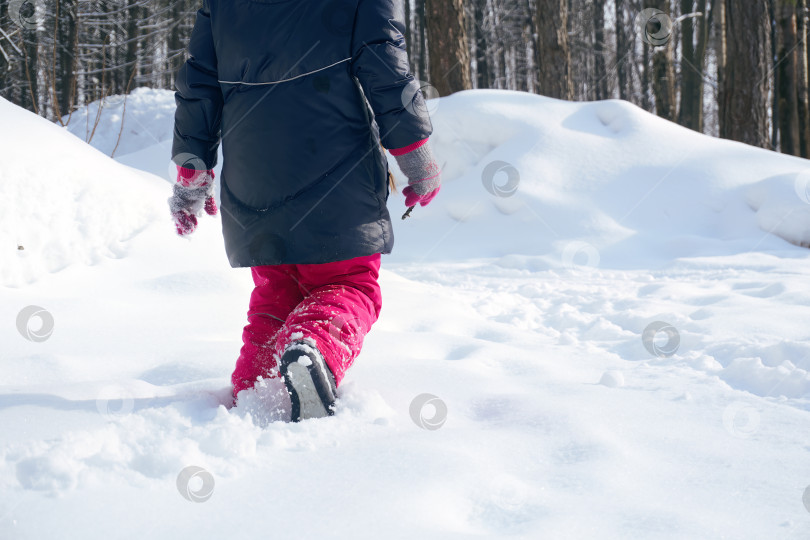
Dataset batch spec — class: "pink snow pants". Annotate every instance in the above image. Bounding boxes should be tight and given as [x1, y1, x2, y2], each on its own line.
[231, 253, 382, 399]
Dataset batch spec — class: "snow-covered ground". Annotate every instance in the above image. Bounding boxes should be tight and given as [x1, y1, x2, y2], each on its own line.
[2, 87, 810, 538]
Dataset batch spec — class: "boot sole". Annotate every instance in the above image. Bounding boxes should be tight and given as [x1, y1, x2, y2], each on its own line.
[280, 348, 336, 422]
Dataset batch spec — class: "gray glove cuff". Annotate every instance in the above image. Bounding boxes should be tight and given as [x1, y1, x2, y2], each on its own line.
[392, 142, 442, 195]
[168, 182, 212, 215]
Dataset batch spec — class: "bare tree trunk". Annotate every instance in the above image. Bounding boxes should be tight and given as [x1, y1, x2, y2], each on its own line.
[534, 0, 572, 98]
[719, 0, 771, 148]
[641, 40, 653, 110]
[474, 0, 491, 89]
[716, 0, 726, 128]
[678, 0, 709, 131]
[523, 0, 537, 93]
[168, 0, 185, 89]
[573, 0, 592, 99]
[416, 0, 429, 82]
[798, 0, 810, 158]
[770, 0, 779, 149]
[0, 1, 7, 94]
[593, 0, 609, 100]
[647, 0, 677, 120]
[616, 0, 630, 100]
[20, 26, 39, 114]
[776, 0, 801, 155]
[57, 0, 78, 116]
[514, 4, 530, 92]
[652, 51, 676, 120]
[405, 0, 412, 66]
[123, 0, 139, 94]
[425, 0, 471, 95]
[497, 32, 507, 88]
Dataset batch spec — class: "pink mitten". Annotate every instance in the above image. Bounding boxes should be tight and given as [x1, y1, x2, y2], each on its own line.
[168, 165, 217, 236]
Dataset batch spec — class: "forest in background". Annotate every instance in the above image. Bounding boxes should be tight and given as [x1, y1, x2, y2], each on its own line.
[0, 0, 807, 159]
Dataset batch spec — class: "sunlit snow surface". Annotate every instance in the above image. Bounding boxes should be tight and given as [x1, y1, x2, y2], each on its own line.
[2, 89, 810, 538]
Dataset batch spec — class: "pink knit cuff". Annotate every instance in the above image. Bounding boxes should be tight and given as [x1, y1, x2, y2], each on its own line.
[176, 165, 214, 187]
[388, 138, 428, 156]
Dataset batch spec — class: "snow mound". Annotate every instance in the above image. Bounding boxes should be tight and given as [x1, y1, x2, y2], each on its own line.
[61, 87, 177, 158]
[746, 171, 810, 248]
[390, 89, 810, 267]
[0, 96, 167, 287]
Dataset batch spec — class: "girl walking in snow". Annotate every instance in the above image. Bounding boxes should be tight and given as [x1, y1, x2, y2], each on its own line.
[168, 0, 441, 421]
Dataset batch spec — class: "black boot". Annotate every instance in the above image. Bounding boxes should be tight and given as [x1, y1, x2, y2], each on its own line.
[278, 342, 337, 422]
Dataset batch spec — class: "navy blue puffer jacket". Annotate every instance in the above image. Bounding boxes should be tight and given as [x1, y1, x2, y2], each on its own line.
[172, 0, 433, 266]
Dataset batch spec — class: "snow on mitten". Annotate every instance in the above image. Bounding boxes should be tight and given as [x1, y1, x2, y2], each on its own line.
[168, 165, 218, 236]
[390, 138, 442, 207]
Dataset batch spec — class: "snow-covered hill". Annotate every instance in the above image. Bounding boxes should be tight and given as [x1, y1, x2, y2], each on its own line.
[2, 88, 810, 539]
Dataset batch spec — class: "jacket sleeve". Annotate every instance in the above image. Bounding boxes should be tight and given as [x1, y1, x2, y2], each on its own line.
[350, 0, 433, 150]
[172, 0, 222, 171]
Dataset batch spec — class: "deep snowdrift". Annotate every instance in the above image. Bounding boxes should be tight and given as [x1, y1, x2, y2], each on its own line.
[1, 94, 166, 287]
[1, 89, 810, 539]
